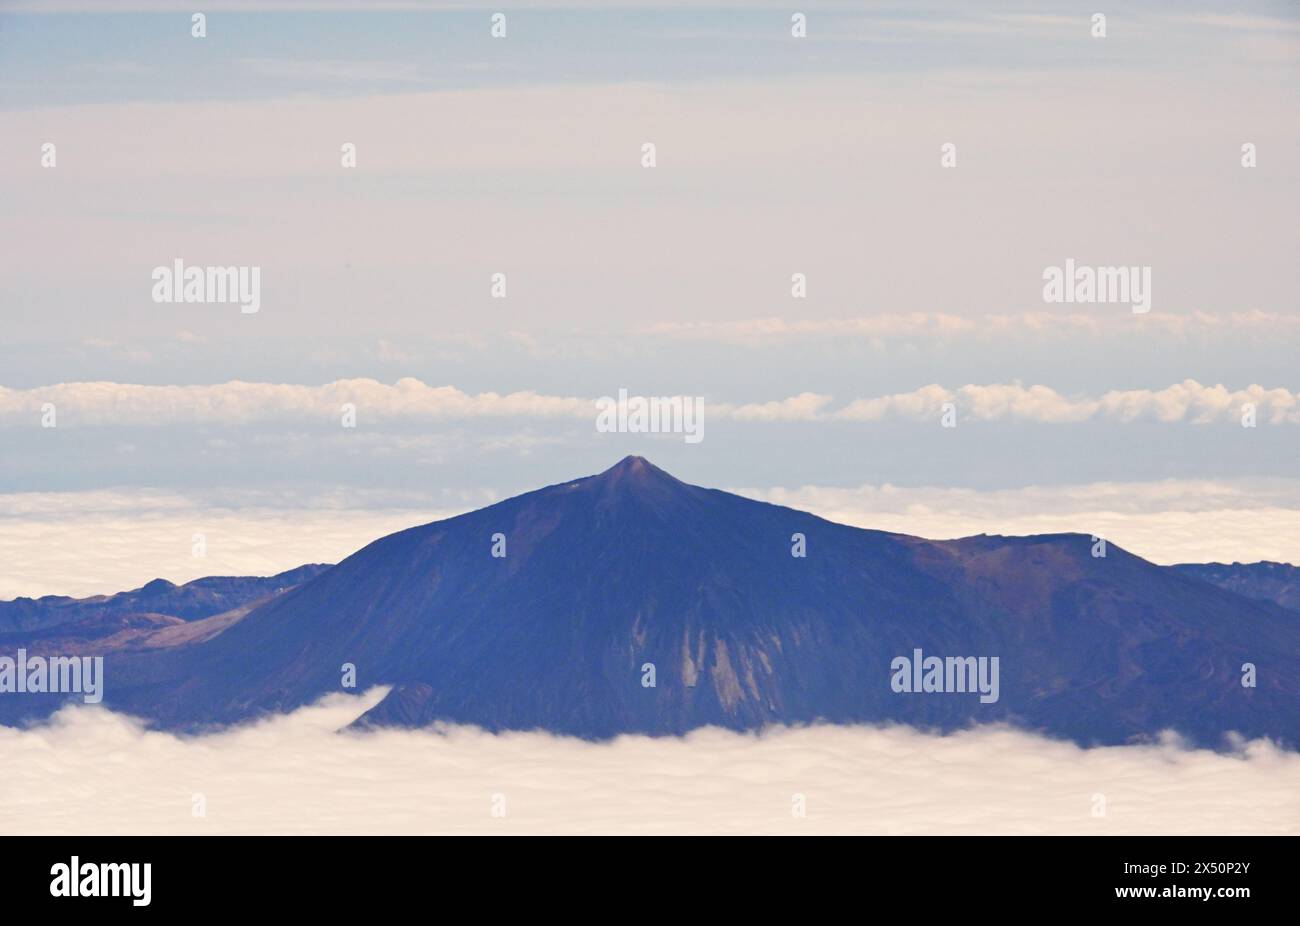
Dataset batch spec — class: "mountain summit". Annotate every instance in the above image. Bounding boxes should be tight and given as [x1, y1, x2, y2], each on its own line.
[5, 458, 1298, 747]
[575, 454, 694, 511]
[600, 454, 670, 482]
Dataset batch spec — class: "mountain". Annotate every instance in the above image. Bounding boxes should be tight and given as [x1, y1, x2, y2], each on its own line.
[0, 564, 331, 634]
[1170, 562, 1300, 614]
[0, 599, 278, 658]
[2, 457, 1297, 748]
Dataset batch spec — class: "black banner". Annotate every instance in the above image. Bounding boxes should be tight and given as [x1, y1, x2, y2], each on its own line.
[4, 836, 1288, 914]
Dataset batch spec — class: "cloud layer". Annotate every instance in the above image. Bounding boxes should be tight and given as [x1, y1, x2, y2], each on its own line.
[641, 311, 1300, 346]
[2, 691, 1296, 835]
[4, 377, 1299, 428]
[0, 487, 464, 598]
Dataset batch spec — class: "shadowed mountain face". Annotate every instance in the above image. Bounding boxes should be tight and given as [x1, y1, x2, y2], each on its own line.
[2, 458, 1297, 748]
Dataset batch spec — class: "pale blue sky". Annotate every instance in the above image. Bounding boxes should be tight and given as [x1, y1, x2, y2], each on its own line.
[7, 2, 1292, 108]
[1, 0, 1298, 503]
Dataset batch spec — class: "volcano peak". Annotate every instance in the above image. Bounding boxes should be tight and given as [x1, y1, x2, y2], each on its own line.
[594, 455, 679, 487]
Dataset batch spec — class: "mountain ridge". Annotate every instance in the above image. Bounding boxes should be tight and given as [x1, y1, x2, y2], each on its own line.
[0, 563, 332, 634]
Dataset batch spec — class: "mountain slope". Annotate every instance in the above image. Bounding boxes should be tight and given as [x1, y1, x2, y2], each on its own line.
[0, 564, 331, 634]
[1170, 561, 1300, 614]
[3, 458, 1296, 747]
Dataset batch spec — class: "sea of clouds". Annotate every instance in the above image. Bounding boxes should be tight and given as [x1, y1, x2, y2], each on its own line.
[2, 689, 1296, 835]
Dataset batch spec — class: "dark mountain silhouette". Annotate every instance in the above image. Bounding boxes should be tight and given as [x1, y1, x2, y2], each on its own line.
[0, 564, 330, 634]
[1171, 562, 1300, 614]
[1, 458, 1296, 748]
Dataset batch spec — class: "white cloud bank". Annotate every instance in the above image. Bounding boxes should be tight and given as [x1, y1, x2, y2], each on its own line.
[4, 377, 1300, 427]
[0, 488, 468, 599]
[0, 380, 593, 427]
[2, 691, 1295, 835]
[641, 311, 1300, 347]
